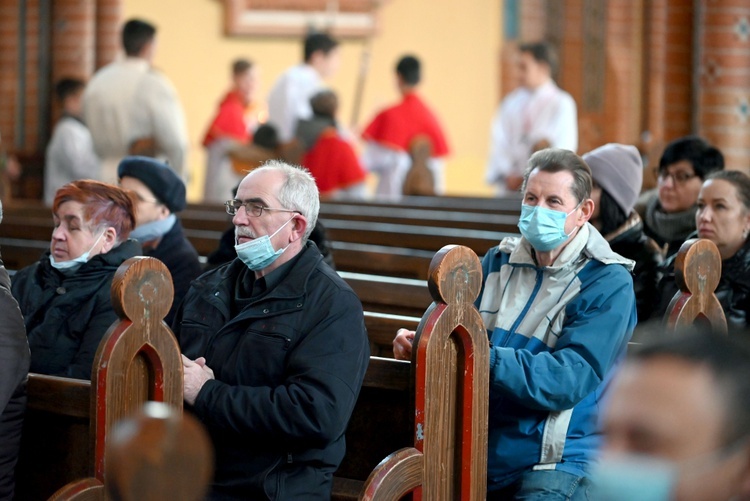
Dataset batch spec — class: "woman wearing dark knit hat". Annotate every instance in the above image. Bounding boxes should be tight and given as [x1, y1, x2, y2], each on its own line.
[583, 143, 663, 322]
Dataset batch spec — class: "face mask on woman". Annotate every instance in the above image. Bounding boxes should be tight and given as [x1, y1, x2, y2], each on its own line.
[517, 202, 582, 252]
[50, 230, 105, 276]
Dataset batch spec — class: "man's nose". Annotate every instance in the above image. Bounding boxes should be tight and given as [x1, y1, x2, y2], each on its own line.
[232, 206, 250, 226]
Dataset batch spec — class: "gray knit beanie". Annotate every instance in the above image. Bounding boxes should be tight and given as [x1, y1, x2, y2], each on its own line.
[583, 143, 643, 215]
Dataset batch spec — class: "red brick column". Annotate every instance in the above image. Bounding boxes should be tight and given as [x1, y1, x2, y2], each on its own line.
[51, 0, 96, 83]
[0, 0, 20, 150]
[95, 0, 122, 69]
[696, 0, 750, 173]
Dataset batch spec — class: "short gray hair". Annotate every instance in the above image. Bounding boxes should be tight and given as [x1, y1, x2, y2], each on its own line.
[0, 197, 3, 224]
[253, 160, 320, 241]
[522, 149, 592, 203]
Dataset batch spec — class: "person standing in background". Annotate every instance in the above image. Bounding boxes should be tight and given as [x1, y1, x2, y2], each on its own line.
[84, 18, 189, 183]
[486, 42, 577, 195]
[266, 32, 340, 144]
[44, 78, 101, 206]
[361, 55, 450, 198]
[202, 59, 264, 203]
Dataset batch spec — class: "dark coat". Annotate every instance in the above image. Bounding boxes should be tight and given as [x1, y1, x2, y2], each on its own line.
[174, 242, 369, 500]
[11, 240, 141, 379]
[654, 233, 750, 328]
[605, 212, 664, 322]
[0, 251, 30, 500]
[143, 219, 202, 325]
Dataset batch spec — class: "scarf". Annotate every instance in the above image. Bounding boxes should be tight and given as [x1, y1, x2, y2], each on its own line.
[645, 196, 696, 244]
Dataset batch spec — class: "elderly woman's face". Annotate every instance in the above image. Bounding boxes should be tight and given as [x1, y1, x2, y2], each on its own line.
[696, 179, 750, 260]
[50, 201, 106, 262]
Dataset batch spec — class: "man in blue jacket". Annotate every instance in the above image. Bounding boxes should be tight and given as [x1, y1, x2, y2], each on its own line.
[174, 160, 370, 500]
[394, 148, 637, 499]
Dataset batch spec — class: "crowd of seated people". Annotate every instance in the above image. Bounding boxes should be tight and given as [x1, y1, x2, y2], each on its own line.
[3, 14, 750, 501]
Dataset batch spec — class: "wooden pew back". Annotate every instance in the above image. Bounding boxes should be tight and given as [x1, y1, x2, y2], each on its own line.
[361, 245, 489, 500]
[16, 257, 183, 500]
[665, 238, 727, 334]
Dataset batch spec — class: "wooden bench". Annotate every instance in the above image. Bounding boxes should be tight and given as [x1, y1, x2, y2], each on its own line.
[665, 238, 727, 333]
[360, 245, 489, 499]
[0, 212, 506, 279]
[16, 257, 183, 500]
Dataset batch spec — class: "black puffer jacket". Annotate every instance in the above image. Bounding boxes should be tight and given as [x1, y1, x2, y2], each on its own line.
[174, 242, 369, 500]
[654, 233, 750, 328]
[604, 212, 664, 322]
[0, 251, 30, 500]
[10, 240, 141, 379]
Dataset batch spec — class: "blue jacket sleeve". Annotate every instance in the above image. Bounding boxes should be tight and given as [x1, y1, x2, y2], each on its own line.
[488, 263, 636, 412]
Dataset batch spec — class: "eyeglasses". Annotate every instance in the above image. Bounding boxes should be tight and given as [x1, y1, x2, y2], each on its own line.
[654, 167, 697, 185]
[224, 199, 301, 217]
[134, 192, 160, 204]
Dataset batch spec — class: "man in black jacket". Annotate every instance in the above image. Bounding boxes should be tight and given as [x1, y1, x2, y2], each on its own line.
[118, 156, 202, 324]
[174, 161, 370, 500]
[0, 198, 30, 500]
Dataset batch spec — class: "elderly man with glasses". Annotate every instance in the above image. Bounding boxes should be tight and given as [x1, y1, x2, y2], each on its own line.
[173, 160, 370, 501]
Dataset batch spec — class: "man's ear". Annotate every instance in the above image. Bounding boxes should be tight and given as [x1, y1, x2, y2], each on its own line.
[290, 215, 308, 243]
[578, 198, 595, 225]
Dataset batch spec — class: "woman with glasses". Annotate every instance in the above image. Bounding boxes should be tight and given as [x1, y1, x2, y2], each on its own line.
[10, 180, 140, 379]
[640, 136, 724, 258]
[654, 170, 750, 328]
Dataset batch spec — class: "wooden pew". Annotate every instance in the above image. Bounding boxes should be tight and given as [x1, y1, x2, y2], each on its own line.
[184, 193, 523, 216]
[15, 257, 183, 500]
[0, 213, 506, 279]
[665, 238, 727, 333]
[360, 245, 489, 500]
[104, 402, 213, 501]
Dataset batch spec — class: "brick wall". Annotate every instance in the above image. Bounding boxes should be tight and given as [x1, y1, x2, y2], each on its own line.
[502, 0, 749, 179]
[696, 0, 750, 172]
[0, 0, 120, 197]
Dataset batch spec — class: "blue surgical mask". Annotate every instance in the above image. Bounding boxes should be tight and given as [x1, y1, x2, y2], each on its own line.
[50, 231, 105, 276]
[591, 438, 750, 501]
[517, 202, 581, 252]
[130, 214, 176, 243]
[590, 454, 676, 501]
[235, 217, 294, 271]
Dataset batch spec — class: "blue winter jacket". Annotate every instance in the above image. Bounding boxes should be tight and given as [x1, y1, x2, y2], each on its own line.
[476, 224, 637, 490]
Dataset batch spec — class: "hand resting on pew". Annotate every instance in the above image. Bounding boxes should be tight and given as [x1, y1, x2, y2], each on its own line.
[181, 355, 214, 406]
[393, 328, 415, 361]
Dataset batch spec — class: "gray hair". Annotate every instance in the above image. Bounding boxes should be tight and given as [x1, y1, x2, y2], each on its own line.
[0, 197, 3, 225]
[252, 160, 320, 241]
[522, 149, 593, 203]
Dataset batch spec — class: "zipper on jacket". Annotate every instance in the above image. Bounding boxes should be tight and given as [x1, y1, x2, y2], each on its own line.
[507, 268, 544, 338]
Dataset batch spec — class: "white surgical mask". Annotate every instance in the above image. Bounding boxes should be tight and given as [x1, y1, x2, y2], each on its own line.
[235, 217, 294, 271]
[50, 231, 105, 276]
